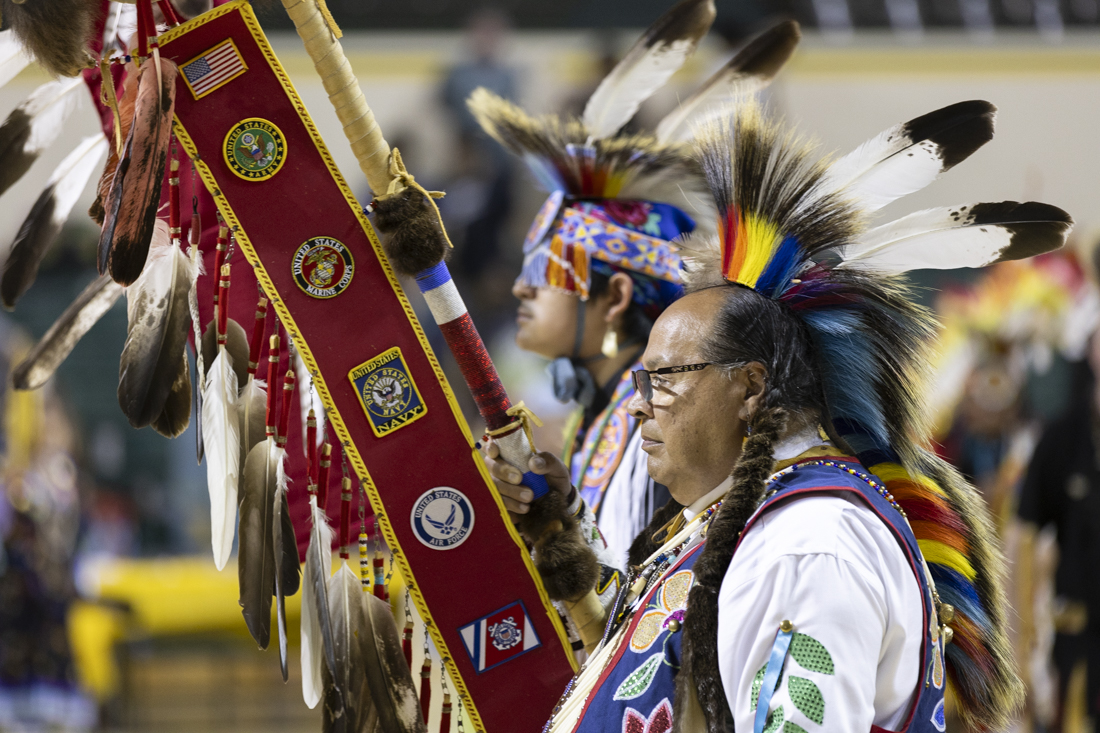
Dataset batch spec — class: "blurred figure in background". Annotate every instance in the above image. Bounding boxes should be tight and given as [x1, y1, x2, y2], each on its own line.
[1017, 322, 1100, 733]
[438, 7, 518, 343]
[0, 321, 95, 732]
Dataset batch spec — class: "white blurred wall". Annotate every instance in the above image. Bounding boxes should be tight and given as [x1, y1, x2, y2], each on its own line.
[1, 29, 1098, 254]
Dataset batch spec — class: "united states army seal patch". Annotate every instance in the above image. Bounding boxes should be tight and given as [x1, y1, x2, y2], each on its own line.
[224, 118, 286, 180]
[349, 347, 427, 437]
[292, 237, 354, 299]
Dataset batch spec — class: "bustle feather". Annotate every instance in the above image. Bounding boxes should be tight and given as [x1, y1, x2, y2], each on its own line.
[0, 30, 31, 91]
[202, 345, 241, 571]
[117, 220, 194, 428]
[837, 201, 1074, 274]
[240, 437, 278, 649]
[272, 453, 299, 680]
[583, 0, 715, 139]
[684, 101, 1070, 730]
[2, 134, 108, 308]
[302, 494, 335, 709]
[655, 20, 801, 143]
[11, 273, 123, 390]
[822, 100, 996, 213]
[151, 354, 191, 438]
[0, 77, 85, 199]
[98, 57, 177, 286]
[3, 0, 98, 77]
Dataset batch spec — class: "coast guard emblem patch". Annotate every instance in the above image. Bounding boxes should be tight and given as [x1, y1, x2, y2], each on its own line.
[410, 487, 474, 549]
[458, 601, 541, 673]
[293, 237, 354, 299]
[224, 118, 286, 180]
[349, 347, 426, 436]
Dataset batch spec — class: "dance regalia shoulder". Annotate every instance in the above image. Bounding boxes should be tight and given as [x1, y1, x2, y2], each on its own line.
[548, 459, 947, 733]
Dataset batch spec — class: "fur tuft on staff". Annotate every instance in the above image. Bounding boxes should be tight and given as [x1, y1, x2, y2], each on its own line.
[2, 0, 98, 77]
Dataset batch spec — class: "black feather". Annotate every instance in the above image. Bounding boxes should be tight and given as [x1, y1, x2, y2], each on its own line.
[240, 441, 277, 649]
[901, 100, 996, 171]
[151, 354, 191, 438]
[969, 201, 1074, 262]
[0, 108, 34, 197]
[2, 187, 57, 308]
[12, 274, 123, 390]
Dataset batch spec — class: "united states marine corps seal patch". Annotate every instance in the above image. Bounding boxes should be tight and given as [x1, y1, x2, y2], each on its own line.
[224, 118, 286, 180]
[349, 347, 427, 437]
[292, 237, 354, 298]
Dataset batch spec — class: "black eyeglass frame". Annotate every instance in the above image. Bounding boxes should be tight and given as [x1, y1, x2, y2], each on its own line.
[631, 362, 713, 403]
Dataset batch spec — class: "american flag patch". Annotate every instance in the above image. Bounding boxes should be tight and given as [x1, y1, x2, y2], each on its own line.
[458, 601, 541, 674]
[180, 40, 247, 99]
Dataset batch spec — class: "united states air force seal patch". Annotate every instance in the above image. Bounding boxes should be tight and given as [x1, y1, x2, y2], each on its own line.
[349, 347, 427, 437]
[224, 118, 286, 180]
[292, 237, 354, 299]
[410, 487, 474, 550]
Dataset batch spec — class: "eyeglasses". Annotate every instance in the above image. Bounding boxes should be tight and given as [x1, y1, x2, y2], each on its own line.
[631, 363, 712, 403]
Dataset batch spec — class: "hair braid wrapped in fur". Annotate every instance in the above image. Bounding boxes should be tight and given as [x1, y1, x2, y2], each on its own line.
[674, 403, 788, 733]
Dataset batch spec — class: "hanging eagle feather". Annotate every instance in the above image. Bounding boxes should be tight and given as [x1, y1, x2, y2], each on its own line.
[91, 61, 138, 226]
[302, 494, 336, 709]
[582, 0, 716, 139]
[203, 265, 241, 571]
[11, 273, 123, 390]
[2, 134, 108, 308]
[151, 353, 191, 438]
[0, 76, 85, 200]
[2, 0, 98, 77]
[240, 437, 279, 649]
[655, 20, 801, 143]
[98, 57, 177, 286]
[117, 219, 194, 428]
[0, 30, 31, 91]
[202, 317, 250, 386]
[272, 451, 300, 680]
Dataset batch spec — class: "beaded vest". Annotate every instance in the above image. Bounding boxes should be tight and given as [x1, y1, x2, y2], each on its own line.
[560, 459, 947, 733]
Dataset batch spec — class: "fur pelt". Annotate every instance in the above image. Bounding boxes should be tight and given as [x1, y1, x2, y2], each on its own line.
[4, 0, 99, 77]
[673, 405, 787, 733]
[372, 186, 449, 277]
[515, 490, 600, 603]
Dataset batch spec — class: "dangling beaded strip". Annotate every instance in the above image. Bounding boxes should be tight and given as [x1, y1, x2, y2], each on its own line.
[420, 628, 432, 724]
[766, 460, 906, 517]
[440, 671, 452, 733]
[403, 588, 415, 670]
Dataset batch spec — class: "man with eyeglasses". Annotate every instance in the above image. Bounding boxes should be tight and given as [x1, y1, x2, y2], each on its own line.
[485, 94, 1057, 731]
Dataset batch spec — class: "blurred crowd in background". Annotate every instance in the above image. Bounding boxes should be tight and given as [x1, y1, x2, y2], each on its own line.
[1, 0, 1100, 731]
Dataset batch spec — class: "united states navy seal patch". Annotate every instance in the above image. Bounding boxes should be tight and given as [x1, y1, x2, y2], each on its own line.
[292, 237, 354, 299]
[223, 118, 286, 180]
[349, 347, 426, 437]
[410, 487, 475, 550]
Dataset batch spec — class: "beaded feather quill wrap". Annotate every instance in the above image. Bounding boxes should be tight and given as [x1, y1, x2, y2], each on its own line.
[680, 101, 1073, 730]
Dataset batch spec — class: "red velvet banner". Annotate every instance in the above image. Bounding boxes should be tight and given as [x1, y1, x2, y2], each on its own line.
[160, 5, 576, 730]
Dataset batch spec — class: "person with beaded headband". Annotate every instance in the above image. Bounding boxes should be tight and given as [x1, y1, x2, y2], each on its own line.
[470, 0, 801, 571]
[491, 96, 1073, 732]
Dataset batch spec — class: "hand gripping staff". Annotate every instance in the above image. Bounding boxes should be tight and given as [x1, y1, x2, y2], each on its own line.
[157, 4, 576, 732]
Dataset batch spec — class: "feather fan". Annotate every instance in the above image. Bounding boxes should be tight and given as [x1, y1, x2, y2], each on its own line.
[4, 0, 98, 77]
[656, 20, 801, 143]
[822, 100, 996, 213]
[117, 220, 194, 428]
[583, 0, 716, 139]
[837, 201, 1073, 274]
[0, 76, 85, 199]
[151, 353, 191, 438]
[2, 134, 108, 308]
[240, 438, 278, 649]
[11, 273, 123, 390]
[99, 57, 177, 286]
[302, 494, 336, 709]
[0, 30, 31, 91]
